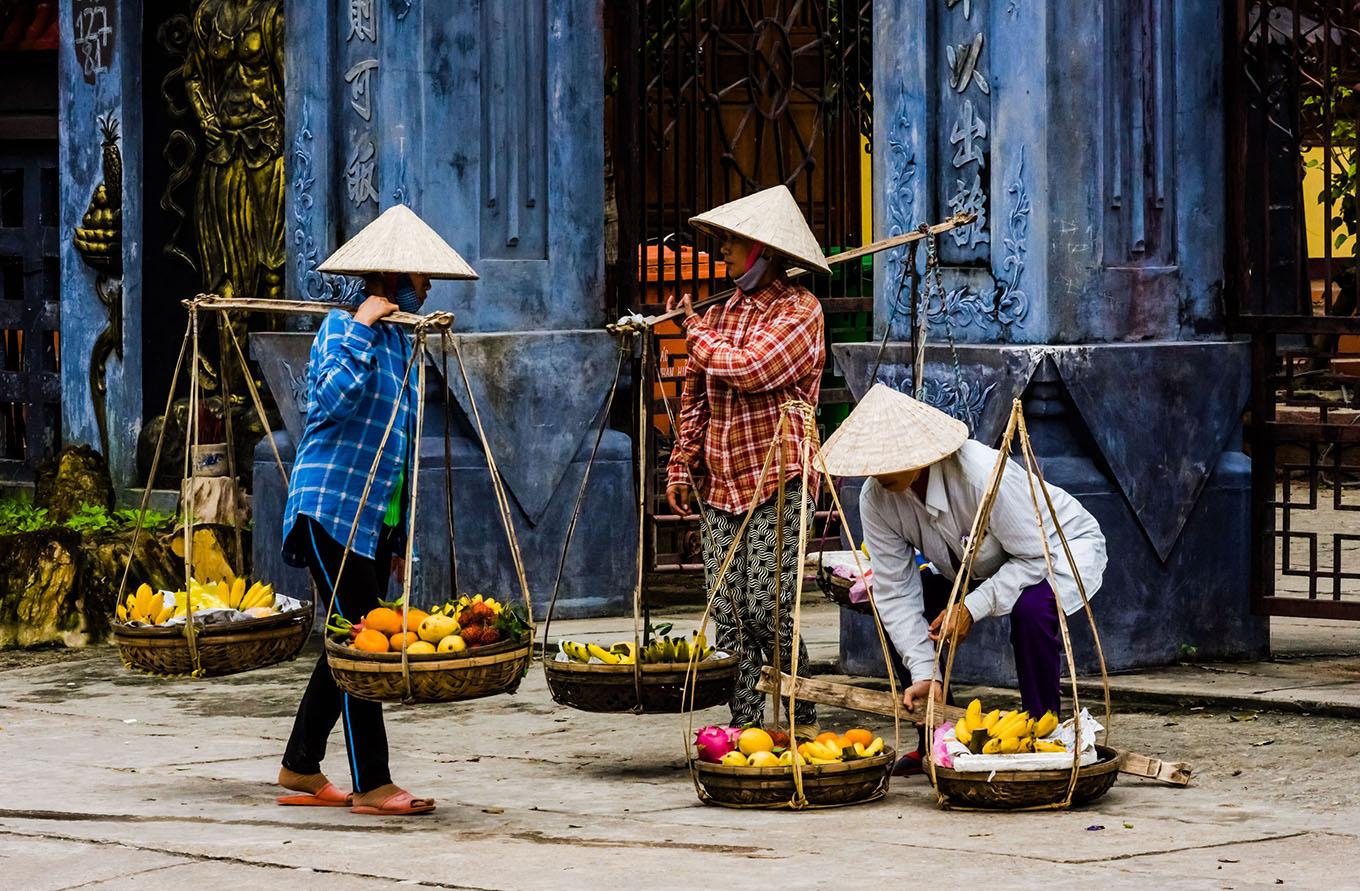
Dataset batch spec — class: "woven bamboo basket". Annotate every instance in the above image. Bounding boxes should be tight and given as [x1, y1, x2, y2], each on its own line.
[113, 604, 313, 678]
[927, 745, 1121, 810]
[544, 653, 738, 713]
[693, 748, 894, 809]
[326, 632, 532, 703]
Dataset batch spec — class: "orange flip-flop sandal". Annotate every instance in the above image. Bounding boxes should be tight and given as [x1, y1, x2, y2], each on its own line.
[277, 782, 353, 807]
[351, 789, 436, 816]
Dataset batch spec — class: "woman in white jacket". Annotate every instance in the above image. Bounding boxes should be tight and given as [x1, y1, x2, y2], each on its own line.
[818, 385, 1106, 769]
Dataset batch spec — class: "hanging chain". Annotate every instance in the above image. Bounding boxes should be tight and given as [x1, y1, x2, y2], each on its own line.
[922, 229, 976, 432]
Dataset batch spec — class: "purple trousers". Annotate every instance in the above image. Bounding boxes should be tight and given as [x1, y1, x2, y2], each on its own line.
[1009, 579, 1063, 717]
[907, 571, 1062, 716]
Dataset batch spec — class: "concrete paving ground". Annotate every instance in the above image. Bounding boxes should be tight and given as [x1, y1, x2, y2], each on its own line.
[3, 606, 1360, 890]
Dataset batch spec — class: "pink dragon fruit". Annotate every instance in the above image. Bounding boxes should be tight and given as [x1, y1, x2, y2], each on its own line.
[695, 725, 737, 763]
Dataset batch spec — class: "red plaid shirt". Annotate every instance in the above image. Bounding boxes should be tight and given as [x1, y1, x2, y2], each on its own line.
[667, 278, 824, 514]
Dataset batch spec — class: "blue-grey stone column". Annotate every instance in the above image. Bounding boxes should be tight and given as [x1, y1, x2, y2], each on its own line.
[840, 0, 1264, 682]
[256, 0, 630, 619]
[59, 0, 143, 485]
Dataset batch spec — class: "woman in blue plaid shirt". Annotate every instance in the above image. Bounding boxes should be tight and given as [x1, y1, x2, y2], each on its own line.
[273, 205, 477, 817]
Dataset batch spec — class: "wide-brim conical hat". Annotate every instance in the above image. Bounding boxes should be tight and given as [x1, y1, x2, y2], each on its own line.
[689, 185, 831, 274]
[817, 383, 969, 477]
[319, 204, 478, 279]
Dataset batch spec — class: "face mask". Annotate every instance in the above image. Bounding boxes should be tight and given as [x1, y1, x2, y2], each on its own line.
[393, 275, 421, 314]
[734, 242, 771, 294]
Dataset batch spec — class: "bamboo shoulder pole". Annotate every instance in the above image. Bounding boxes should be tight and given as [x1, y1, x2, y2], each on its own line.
[182, 295, 454, 330]
[609, 212, 977, 333]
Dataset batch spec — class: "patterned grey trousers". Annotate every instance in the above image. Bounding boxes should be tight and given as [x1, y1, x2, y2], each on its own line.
[700, 480, 817, 728]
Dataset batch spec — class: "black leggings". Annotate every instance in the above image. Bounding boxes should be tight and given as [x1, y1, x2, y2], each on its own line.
[282, 516, 396, 793]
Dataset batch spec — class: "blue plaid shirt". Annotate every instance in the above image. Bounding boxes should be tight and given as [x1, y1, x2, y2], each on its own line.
[282, 310, 416, 565]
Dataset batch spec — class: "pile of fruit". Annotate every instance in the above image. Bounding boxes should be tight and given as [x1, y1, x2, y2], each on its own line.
[695, 725, 885, 768]
[951, 698, 1065, 754]
[115, 579, 277, 626]
[329, 594, 528, 656]
[558, 630, 717, 666]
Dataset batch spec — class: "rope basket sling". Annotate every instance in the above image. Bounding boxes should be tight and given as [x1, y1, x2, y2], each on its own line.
[113, 299, 312, 678]
[320, 325, 535, 704]
[923, 398, 1117, 811]
[684, 401, 902, 809]
[541, 332, 737, 713]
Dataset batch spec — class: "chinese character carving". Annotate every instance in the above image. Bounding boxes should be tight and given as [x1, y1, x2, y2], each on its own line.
[346, 140, 379, 206]
[344, 59, 378, 122]
[947, 173, 989, 247]
[348, 0, 376, 42]
[949, 99, 987, 169]
[947, 34, 990, 95]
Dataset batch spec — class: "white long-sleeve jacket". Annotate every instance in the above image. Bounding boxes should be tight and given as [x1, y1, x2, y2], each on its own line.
[858, 440, 1107, 684]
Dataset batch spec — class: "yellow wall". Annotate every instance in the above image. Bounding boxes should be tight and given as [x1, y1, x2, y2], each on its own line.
[1303, 147, 1355, 259]
[861, 133, 873, 241]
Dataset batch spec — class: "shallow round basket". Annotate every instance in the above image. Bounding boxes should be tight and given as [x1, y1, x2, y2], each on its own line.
[544, 653, 738, 713]
[113, 604, 313, 678]
[927, 745, 1121, 810]
[693, 748, 894, 809]
[326, 633, 532, 704]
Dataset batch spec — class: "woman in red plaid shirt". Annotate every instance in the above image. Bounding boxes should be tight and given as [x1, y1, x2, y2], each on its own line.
[665, 186, 829, 735]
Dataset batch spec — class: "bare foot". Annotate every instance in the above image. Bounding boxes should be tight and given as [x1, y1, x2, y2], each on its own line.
[352, 782, 434, 810]
[278, 766, 332, 795]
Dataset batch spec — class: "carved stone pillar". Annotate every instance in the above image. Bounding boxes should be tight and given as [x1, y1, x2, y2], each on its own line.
[837, 0, 1264, 680]
[58, 0, 142, 486]
[257, 0, 630, 617]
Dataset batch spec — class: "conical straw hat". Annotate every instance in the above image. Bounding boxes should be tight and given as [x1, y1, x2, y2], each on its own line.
[817, 383, 969, 477]
[319, 204, 478, 279]
[689, 185, 831, 274]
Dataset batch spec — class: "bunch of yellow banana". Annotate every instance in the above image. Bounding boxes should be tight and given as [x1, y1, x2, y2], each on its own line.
[953, 698, 1064, 755]
[224, 579, 274, 611]
[181, 577, 272, 611]
[184, 578, 228, 610]
[796, 739, 843, 764]
[559, 641, 631, 665]
[796, 735, 885, 764]
[558, 632, 715, 665]
[116, 583, 175, 625]
[640, 632, 714, 664]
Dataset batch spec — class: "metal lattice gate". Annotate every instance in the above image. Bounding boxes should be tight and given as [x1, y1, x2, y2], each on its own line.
[0, 141, 60, 479]
[1228, 2, 1360, 619]
[610, 0, 872, 577]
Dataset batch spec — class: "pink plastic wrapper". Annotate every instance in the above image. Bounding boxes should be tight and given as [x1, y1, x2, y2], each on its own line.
[832, 564, 874, 604]
[932, 721, 955, 769]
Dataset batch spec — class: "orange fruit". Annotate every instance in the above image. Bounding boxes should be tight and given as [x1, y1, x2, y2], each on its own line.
[737, 727, 774, 756]
[353, 628, 390, 653]
[364, 607, 402, 635]
[815, 731, 840, 746]
[390, 631, 420, 649]
[843, 728, 874, 747]
[403, 608, 429, 629]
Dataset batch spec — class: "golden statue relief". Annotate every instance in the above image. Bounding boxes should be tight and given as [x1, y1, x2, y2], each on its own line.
[181, 0, 285, 300]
